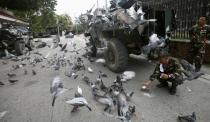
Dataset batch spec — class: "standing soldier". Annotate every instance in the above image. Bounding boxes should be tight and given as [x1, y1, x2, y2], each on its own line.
[146, 51, 183, 95]
[188, 16, 210, 72]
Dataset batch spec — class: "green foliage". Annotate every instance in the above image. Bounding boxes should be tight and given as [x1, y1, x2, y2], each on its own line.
[0, 0, 57, 12]
[0, 0, 73, 33]
[57, 14, 73, 31]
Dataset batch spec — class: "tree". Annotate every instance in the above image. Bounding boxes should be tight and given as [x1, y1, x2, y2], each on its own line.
[57, 14, 73, 31]
[0, 0, 58, 33]
[0, 0, 57, 12]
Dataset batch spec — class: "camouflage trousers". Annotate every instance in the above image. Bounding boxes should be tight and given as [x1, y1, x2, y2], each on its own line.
[187, 46, 205, 72]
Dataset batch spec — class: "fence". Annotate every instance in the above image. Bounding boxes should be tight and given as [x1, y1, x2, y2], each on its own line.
[141, 0, 210, 39]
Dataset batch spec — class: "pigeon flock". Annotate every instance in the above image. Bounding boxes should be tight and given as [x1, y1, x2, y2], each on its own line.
[0, 35, 205, 122]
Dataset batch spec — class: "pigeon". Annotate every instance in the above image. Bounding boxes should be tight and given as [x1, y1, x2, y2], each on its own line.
[142, 34, 166, 55]
[96, 76, 109, 93]
[73, 74, 78, 79]
[117, 92, 135, 121]
[58, 44, 63, 48]
[24, 69, 27, 75]
[125, 92, 134, 101]
[2, 61, 8, 65]
[88, 67, 93, 73]
[7, 73, 16, 78]
[8, 79, 18, 84]
[65, 97, 92, 112]
[65, 71, 78, 79]
[0, 111, 9, 119]
[82, 76, 92, 85]
[99, 71, 108, 78]
[50, 76, 64, 106]
[61, 43, 67, 51]
[178, 112, 196, 122]
[88, 57, 95, 62]
[95, 58, 106, 64]
[75, 86, 83, 97]
[0, 81, 4, 86]
[12, 65, 20, 70]
[180, 59, 204, 80]
[32, 70, 36, 75]
[91, 86, 114, 113]
[120, 71, 136, 82]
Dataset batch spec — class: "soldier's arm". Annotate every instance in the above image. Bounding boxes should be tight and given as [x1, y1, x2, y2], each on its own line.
[168, 61, 182, 80]
[149, 65, 160, 81]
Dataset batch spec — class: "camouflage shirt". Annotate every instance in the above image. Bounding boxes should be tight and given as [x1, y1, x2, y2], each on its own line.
[150, 58, 182, 81]
[189, 24, 210, 49]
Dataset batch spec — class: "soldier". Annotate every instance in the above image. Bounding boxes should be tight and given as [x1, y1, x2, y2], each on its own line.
[188, 16, 210, 72]
[148, 51, 183, 95]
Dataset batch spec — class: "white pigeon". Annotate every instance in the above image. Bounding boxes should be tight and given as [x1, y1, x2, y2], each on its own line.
[0, 111, 8, 119]
[77, 86, 82, 95]
[88, 67, 93, 73]
[95, 58, 106, 64]
[121, 71, 136, 82]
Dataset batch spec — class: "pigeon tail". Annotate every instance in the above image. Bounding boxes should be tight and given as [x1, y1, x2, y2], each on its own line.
[86, 105, 92, 111]
[52, 96, 56, 106]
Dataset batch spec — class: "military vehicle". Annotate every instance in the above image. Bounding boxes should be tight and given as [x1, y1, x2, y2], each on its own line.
[0, 26, 33, 56]
[84, 0, 174, 72]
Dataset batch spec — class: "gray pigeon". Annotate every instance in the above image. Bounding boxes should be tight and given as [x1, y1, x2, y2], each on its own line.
[178, 112, 196, 122]
[8, 79, 18, 84]
[0, 81, 4, 86]
[91, 86, 114, 113]
[50, 76, 64, 106]
[7, 73, 16, 78]
[65, 96, 91, 112]
[180, 59, 204, 80]
[32, 70, 36, 75]
[60, 43, 67, 51]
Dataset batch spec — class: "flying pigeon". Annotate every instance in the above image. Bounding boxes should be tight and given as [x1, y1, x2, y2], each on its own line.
[50, 76, 64, 106]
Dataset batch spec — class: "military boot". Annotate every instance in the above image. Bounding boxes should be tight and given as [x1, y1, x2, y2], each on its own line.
[169, 83, 177, 95]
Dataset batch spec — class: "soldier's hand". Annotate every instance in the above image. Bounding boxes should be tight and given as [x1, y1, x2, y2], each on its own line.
[160, 73, 169, 79]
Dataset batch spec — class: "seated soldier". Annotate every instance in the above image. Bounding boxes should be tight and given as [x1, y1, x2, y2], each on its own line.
[149, 51, 183, 95]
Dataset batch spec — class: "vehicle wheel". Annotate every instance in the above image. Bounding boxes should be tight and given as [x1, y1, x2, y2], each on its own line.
[104, 38, 128, 72]
[15, 41, 25, 55]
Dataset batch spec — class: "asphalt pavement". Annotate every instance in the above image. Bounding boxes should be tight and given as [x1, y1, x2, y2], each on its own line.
[0, 35, 210, 122]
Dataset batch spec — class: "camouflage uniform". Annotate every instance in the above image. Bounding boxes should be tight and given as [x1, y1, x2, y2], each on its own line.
[188, 24, 210, 72]
[150, 58, 183, 94]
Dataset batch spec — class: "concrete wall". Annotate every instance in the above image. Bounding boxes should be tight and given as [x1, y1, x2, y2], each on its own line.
[169, 40, 210, 63]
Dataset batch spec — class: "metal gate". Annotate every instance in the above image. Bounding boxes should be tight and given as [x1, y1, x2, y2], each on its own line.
[142, 0, 210, 39]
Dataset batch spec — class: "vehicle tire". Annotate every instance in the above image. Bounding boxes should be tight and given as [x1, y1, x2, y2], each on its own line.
[15, 40, 25, 55]
[104, 38, 128, 72]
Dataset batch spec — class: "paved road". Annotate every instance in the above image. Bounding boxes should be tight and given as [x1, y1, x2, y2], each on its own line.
[0, 35, 210, 122]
